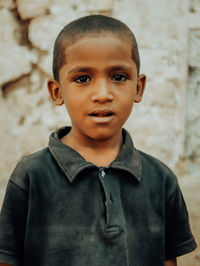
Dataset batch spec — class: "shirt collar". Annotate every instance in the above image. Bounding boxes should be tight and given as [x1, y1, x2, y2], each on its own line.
[48, 127, 141, 183]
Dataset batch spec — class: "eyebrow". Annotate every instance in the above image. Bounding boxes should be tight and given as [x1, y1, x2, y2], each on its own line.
[68, 65, 133, 74]
[109, 65, 132, 72]
[68, 67, 93, 74]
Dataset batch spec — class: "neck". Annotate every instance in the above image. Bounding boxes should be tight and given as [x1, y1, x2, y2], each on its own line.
[61, 129, 123, 166]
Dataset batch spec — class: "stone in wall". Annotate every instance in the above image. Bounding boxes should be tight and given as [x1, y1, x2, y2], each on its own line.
[48, 0, 114, 16]
[189, 12, 200, 29]
[49, 0, 84, 16]
[190, 0, 200, 12]
[38, 52, 53, 76]
[0, 9, 37, 85]
[186, 0, 200, 161]
[0, 46, 38, 85]
[17, 0, 87, 19]
[28, 13, 77, 52]
[0, 0, 15, 9]
[188, 30, 200, 67]
[0, 89, 13, 206]
[0, 9, 18, 46]
[87, 0, 114, 14]
[28, 15, 62, 51]
[3, 73, 65, 137]
[0, 71, 69, 190]
[17, 0, 51, 19]
[185, 30, 200, 160]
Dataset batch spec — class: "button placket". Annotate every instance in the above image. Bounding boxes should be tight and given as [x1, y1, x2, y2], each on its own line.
[98, 168, 122, 230]
[97, 168, 129, 265]
[98, 168, 110, 226]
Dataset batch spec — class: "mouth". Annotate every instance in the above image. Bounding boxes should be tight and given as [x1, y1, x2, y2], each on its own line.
[88, 110, 114, 117]
[89, 112, 114, 117]
[88, 110, 115, 123]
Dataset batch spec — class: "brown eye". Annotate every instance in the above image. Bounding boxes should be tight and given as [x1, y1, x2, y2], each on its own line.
[111, 74, 128, 82]
[74, 75, 91, 84]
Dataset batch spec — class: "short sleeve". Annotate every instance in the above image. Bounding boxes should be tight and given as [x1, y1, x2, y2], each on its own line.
[165, 176, 197, 260]
[0, 161, 29, 266]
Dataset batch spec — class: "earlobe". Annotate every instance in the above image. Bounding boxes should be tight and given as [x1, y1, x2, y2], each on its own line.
[134, 74, 146, 103]
[47, 79, 64, 106]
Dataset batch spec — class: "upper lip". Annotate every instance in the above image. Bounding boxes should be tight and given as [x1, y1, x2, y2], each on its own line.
[88, 109, 115, 117]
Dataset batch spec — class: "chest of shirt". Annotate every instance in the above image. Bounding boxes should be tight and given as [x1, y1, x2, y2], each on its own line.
[26, 166, 165, 244]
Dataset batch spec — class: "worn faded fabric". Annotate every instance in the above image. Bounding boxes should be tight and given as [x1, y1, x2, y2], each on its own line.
[0, 127, 197, 266]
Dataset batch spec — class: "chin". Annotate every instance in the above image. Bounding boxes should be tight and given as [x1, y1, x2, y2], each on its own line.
[87, 129, 119, 142]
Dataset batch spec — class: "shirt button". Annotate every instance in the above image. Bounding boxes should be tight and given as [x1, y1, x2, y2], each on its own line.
[100, 169, 106, 178]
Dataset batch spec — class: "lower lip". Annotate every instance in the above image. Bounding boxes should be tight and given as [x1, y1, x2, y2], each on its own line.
[88, 115, 115, 123]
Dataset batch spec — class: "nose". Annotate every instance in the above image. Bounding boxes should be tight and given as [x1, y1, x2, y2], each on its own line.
[91, 79, 113, 103]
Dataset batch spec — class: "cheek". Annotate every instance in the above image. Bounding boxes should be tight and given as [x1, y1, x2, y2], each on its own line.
[124, 102, 134, 117]
[64, 96, 84, 120]
[119, 99, 134, 122]
[63, 90, 78, 107]
[120, 92, 135, 108]
[118, 84, 136, 100]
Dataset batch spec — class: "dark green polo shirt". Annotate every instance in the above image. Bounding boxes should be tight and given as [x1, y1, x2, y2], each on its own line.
[0, 127, 196, 266]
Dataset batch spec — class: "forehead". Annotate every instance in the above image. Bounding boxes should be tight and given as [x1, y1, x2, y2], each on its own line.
[60, 33, 135, 71]
[65, 32, 132, 51]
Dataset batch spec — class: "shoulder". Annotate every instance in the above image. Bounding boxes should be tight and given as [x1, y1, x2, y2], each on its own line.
[139, 150, 174, 175]
[10, 147, 53, 190]
[24, 146, 52, 162]
[14, 147, 52, 171]
[138, 150, 178, 195]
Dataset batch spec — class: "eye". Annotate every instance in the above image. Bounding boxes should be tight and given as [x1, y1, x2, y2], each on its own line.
[111, 73, 128, 82]
[74, 75, 91, 84]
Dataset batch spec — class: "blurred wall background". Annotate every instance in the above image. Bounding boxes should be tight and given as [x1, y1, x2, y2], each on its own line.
[0, 0, 199, 265]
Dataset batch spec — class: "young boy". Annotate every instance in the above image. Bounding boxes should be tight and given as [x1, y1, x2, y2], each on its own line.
[0, 15, 196, 266]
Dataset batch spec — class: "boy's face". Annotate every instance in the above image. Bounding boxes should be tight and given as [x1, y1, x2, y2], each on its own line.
[48, 33, 146, 144]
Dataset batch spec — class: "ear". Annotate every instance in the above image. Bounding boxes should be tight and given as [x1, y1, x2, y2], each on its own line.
[134, 74, 146, 103]
[47, 79, 64, 106]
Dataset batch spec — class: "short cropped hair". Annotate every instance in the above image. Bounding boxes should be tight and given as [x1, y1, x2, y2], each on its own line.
[53, 15, 140, 82]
